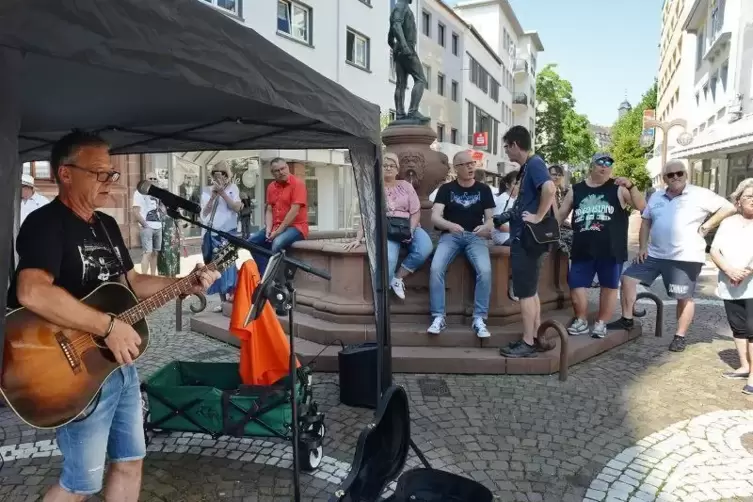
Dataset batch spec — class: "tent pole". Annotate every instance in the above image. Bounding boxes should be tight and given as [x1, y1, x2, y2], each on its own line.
[0, 49, 22, 375]
[372, 153, 392, 399]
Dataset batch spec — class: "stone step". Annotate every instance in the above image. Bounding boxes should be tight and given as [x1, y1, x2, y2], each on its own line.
[190, 311, 642, 376]
[220, 301, 571, 348]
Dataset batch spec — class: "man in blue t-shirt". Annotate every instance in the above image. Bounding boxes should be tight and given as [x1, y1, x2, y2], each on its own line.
[499, 126, 556, 358]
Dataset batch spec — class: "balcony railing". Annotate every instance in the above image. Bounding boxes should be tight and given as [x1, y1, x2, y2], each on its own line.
[513, 58, 528, 74]
[512, 92, 528, 106]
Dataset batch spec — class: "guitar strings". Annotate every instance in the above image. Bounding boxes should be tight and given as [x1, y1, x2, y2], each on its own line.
[63, 265, 216, 352]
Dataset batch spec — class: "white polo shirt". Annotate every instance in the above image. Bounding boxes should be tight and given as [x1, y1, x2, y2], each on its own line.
[643, 184, 732, 263]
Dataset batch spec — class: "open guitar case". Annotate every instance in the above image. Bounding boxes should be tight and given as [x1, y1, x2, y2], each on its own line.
[330, 385, 493, 502]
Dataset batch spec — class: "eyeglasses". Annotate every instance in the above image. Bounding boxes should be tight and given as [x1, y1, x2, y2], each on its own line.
[665, 171, 685, 179]
[211, 170, 228, 177]
[740, 194, 753, 201]
[63, 163, 121, 183]
[454, 161, 475, 169]
[383, 163, 398, 170]
[595, 159, 614, 167]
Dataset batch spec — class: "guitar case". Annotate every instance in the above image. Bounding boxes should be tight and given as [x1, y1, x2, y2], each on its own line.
[330, 385, 493, 502]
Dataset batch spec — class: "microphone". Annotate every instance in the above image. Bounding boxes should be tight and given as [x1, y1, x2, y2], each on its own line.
[137, 180, 201, 215]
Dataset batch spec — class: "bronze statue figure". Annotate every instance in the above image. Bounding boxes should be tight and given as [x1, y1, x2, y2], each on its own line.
[388, 0, 429, 124]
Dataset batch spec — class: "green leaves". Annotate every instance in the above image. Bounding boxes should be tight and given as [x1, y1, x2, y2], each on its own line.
[535, 64, 597, 166]
[609, 82, 657, 192]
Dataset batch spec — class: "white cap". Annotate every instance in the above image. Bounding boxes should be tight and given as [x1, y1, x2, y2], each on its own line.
[21, 174, 34, 188]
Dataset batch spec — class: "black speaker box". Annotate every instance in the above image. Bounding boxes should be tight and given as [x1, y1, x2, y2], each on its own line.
[338, 342, 378, 409]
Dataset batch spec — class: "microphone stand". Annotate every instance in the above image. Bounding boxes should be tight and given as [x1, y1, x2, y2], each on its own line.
[165, 207, 330, 502]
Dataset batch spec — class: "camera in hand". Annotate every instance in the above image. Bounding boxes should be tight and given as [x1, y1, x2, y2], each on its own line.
[493, 210, 516, 228]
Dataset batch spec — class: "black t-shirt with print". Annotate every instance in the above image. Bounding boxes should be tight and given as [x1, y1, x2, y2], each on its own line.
[434, 180, 496, 232]
[7, 197, 135, 309]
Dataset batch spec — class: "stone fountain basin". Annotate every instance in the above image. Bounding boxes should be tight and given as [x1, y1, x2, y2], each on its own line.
[284, 235, 572, 349]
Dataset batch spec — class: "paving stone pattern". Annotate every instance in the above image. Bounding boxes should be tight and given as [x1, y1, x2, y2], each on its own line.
[2, 277, 753, 501]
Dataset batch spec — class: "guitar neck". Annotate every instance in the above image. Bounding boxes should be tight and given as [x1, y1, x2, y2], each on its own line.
[117, 263, 218, 325]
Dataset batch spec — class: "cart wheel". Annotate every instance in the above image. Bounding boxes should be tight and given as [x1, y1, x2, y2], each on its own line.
[298, 424, 324, 472]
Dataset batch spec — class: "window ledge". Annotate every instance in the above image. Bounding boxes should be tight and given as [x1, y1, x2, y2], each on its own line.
[276, 31, 314, 49]
[346, 60, 371, 74]
[207, 4, 243, 22]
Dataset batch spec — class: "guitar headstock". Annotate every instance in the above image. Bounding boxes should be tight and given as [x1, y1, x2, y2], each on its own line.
[211, 242, 238, 272]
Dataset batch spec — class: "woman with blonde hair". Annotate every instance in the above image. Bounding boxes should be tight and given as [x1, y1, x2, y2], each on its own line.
[710, 178, 753, 394]
[344, 152, 433, 300]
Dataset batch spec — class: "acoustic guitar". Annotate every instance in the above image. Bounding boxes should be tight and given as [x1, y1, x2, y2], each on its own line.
[0, 244, 238, 429]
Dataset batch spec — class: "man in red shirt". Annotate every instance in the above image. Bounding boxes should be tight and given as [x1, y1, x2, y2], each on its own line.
[248, 158, 308, 274]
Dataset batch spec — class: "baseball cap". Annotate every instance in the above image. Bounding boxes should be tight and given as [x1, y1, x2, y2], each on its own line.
[21, 174, 34, 188]
[591, 152, 614, 164]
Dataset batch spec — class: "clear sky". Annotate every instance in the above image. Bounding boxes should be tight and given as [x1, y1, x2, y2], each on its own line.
[453, 0, 664, 127]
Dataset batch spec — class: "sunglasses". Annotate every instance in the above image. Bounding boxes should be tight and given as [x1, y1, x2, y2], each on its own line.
[64, 163, 121, 183]
[211, 170, 228, 176]
[665, 171, 685, 179]
[595, 159, 614, 167]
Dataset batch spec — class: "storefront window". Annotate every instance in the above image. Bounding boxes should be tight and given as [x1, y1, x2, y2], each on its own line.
[726, 152, 753, 197]
[172, 157, 204, 238]
[22, 161, 52, 180]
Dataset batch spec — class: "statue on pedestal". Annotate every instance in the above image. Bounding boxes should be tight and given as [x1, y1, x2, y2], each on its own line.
[388, 0, 429, 124]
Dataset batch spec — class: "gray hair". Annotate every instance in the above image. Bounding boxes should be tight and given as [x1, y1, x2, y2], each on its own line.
[729, 177, 753, 204]
[663, 159, 686, 174]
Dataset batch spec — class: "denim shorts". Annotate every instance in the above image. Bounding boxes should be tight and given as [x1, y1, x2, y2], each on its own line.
[568, 258, 624, 289]
[139, 226, 162, 253]
[56, 365, 145, 495]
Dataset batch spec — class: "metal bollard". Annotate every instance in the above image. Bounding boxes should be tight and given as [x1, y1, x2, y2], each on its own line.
[633, 291, 664, 337]
[174, 293, 208, 333]
[534, 319, 570, 381]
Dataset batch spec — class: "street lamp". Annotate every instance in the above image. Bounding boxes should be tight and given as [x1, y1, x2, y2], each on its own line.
[643, 118, 690, 168]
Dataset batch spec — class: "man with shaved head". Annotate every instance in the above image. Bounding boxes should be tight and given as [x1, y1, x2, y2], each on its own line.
[428, 150, 496, 338]
[608, 159, 736, 352]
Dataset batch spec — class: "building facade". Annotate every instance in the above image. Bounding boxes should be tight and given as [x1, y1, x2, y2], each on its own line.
[453, 0, 543, 172]
[23, 0, 545, 247]
[654, 0, 753, 197]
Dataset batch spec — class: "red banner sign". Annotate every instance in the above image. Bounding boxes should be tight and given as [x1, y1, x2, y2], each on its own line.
[472, 132, 488, 148]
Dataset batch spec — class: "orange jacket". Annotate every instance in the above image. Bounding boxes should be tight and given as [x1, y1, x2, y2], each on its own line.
[229, 260, 300, 386]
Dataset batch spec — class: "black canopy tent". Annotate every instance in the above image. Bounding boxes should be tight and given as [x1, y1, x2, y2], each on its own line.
[0, 0, 393, 394]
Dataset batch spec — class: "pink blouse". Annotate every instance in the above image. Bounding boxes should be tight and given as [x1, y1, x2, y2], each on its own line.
[385, 180, 420, 219]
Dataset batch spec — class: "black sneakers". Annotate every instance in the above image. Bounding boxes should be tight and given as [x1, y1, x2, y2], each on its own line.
[499, 340, 537, 358]
[668, 335, 686, 352]
[606, 317, 634, 330]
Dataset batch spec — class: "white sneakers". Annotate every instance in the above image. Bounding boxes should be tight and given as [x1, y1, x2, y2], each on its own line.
[426, 315, 490, 339]
[390, 277, 406, 300]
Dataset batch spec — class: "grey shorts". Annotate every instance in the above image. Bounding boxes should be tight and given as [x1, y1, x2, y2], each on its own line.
[623, 256, 702, 300]
[139, 226, 162, 253]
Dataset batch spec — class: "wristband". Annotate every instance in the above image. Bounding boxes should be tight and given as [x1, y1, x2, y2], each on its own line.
[102, 315, 116, 339]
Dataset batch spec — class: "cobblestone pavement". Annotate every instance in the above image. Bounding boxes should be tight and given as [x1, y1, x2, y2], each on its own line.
[2, 266, 753, 501]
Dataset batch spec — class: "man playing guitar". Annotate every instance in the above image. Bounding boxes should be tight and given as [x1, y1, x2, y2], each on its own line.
[6, 131, 219, 501]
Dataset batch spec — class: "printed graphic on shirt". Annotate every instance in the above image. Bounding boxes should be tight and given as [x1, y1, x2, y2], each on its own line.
[450, 191, 481, 208]
[573, 194, 615, 232]
[77, 241, 123, 283]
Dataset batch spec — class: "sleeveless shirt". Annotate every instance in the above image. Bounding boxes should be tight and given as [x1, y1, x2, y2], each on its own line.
[570, 179, 629, 262]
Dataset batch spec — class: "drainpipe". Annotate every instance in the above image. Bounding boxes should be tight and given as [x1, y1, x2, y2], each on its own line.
[336, 0, 341, 83]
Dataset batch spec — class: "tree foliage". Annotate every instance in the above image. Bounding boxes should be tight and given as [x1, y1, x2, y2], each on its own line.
[609, 82, 657, 191]
[535, 64, 596, 166]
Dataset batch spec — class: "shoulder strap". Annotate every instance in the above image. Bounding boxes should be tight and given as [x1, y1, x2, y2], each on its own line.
[96, 214, 136, 295]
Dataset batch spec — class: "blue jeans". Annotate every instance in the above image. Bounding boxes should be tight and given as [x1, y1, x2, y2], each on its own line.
[248, 226, 304, 275]
[202, 231, 239, 296]
[429, 231, 492, 318]
[387, 227, 433, 283]
[56, 365, 145, 495]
